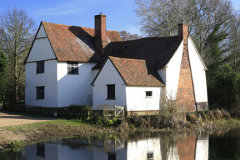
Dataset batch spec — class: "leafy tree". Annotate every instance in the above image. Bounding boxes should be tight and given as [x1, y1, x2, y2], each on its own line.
[0, 50, 7, 100]
[0, 7, 36, 105]
[209, 64, 240, 109]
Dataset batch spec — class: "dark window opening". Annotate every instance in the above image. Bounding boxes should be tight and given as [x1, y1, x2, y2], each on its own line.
[108, 152, 116, 160]
[36, 87, 44, 99]
[36, 142, 45, 157]
[36, 61, 44, 73]
[146, 91, 152, 97]
[147, 152, 154, 159]
[107, 85, 115, 99]
[67, 62, 78, 74]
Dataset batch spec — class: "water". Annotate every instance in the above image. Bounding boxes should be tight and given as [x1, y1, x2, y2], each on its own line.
[1, 128, 240, 160]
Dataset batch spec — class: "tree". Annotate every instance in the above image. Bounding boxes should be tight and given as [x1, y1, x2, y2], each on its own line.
[119, 31, 142, 41]
[0, 7, 35, 105]
[0, 50, 7, 100]
[134, 0, 233, 55]
[228, 10, 240, 72]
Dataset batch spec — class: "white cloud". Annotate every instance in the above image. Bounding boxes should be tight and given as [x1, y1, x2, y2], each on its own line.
[35, 0, 80, 16]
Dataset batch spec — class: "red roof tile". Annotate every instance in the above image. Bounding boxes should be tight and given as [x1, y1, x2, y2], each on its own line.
[108, 56, 164, 87]
[42, 21, 121, 62]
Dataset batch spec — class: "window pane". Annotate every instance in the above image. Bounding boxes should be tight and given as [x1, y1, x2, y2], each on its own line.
[107, 85, 115, 99]
[146, 91, 152, 97]
[37, 61, 44, 73]
[36, 87, 44, 99]
[67, 62, 78, 74]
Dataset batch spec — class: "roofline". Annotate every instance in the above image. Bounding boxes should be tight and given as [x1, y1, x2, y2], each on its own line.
[126, 85, 165, 87]
[24, 21, 58, 65]
[91, 57, 128, 86]
[163, 39, 184, 69]
[188, 37, 208, 70]
[108, 56, 128, 85]
[42, 22, 58, 60]
[24, 21, 42, 65]
[41, 21, 120, 33]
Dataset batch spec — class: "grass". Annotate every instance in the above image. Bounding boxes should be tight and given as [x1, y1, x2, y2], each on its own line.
[4, 126, 19, 135]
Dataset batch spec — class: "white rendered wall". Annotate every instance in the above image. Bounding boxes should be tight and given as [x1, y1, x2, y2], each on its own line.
[158, 41, 183, 100]
[25, 60, 57, 107]
[36, 24, 47, 38]
[127, 138, 162, 160]
[188, 38, 208, 102]
[57, 62, 97, 107]
[27, 25, 56, 62]
[125, 86, 161, 111]
[92, 59, 126, 109]
[158, 69, 166, 84]
[92, 70, 99, 80]
[195, 137, 209, 160]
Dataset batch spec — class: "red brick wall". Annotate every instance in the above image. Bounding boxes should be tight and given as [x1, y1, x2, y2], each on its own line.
[176, 24, 196, 112]
[95, 14, 109, 52]
[177, 136, 197, 160]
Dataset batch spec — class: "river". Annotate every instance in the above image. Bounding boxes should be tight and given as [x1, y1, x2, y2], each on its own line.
[0, 128, 240, 160]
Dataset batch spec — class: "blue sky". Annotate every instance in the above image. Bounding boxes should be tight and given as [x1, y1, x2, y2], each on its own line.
[0, 0, 239, 35]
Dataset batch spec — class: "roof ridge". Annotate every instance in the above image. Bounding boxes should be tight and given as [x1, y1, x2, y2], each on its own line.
[42, 21, 119, 32]
[109, 36, 182, 44]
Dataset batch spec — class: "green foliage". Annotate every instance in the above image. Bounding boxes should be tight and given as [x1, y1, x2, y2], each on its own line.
[0, 50, 7, 98]
[95, 116, 118, 126]
[208, 64, 240, 109]
[96, 117, 104, 126]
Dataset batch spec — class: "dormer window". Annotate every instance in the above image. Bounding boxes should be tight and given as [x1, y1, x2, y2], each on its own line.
[36, 61, 44, 74]
[67, 62, 78, 74]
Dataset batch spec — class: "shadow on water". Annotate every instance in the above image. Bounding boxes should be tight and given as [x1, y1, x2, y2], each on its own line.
[1, 128, 240, 160]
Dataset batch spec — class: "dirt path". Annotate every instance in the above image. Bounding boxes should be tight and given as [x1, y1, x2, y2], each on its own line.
[0, 111, 56, 127]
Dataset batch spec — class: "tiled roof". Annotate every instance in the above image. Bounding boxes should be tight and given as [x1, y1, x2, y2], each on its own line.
[108, 56, 165, 87]
[93, 36, 183, 70]
[42, 21, 121, 62]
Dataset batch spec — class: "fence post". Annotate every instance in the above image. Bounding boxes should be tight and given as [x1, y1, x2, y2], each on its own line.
[114, 105, 117, 118]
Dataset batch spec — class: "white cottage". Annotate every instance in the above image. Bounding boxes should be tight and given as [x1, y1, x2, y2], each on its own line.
[25, 13, 208, 113]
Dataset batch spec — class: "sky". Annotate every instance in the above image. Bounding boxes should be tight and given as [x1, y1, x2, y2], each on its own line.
[0, 0, 240, 35]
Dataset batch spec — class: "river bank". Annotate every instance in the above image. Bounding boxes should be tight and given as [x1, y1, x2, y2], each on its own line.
[0, 109, 240, 152]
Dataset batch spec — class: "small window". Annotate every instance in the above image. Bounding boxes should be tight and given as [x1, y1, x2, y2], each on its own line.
[147, 152, 154, 159]
[36, 142, 45, 158]
[108, 152, 116, 160]
[36, 61, 44, 74]
[107, 85, 115, 99]
[146, 91, 152, 97]
[36, 86, 44, 99]
[67, 62, 78, 74]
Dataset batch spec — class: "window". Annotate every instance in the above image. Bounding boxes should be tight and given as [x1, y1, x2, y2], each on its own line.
[108, 152, 116, 160]
[107, 85, 115, 99]
[146, 91, 152, 97]
[67, 62, 78, 74]
[36, 142, 45, 158]
[36, 61, 44, 73]
[147, 152, 154, 160]
[36, 86, 44, 99]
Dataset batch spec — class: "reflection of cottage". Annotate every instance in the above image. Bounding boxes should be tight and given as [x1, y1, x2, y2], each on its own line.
[9, 135, 209, 160]
[25, 13, 208, 113]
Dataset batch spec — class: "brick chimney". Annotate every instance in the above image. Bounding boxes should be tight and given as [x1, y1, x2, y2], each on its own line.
[176, 23, 196, 112]
[95, 13, 109, 53]
[178, 23, 189, 69]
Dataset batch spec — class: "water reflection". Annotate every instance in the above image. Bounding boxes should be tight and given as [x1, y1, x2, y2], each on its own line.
[2, 129, 240, 160]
